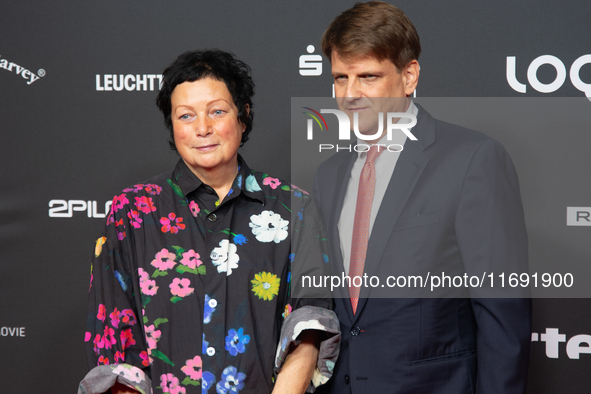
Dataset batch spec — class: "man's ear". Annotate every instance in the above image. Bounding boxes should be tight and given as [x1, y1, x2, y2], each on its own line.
[404, 60, 420, 97]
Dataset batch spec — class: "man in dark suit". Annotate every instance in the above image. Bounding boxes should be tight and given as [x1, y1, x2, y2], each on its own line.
[312, 2, 531, 393]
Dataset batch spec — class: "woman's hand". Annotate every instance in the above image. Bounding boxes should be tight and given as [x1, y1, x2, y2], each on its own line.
[272, 330, 321, 394]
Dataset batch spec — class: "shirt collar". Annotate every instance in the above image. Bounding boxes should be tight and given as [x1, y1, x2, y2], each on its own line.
[172, 154, 265, 204]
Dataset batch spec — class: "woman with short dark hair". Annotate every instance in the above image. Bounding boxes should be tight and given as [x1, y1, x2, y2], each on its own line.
[79, 49, 339, 394]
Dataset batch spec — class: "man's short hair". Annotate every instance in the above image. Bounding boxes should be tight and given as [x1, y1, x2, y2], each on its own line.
[321, 1, 421, 71]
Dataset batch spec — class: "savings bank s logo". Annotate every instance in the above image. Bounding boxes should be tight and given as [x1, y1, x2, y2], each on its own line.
[299, 45, 323, 76]
[303, 107, 417, 152]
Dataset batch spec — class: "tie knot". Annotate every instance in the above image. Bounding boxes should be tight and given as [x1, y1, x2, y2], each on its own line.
[366, 145, 383, 165]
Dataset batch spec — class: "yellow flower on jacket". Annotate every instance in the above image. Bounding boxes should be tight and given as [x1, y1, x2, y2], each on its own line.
[251, 272, 281, 301]
[95, 236, 107, 257]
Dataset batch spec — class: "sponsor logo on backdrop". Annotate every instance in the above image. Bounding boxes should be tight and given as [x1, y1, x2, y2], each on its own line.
[0, 55, 44, 85]
[48, 199, 112, 218]
[298, 45, 417, 98]
[532, 328, 591, 359]
[0, 327, 26, 337]
[507, 55, 591, 99]
[566, 207, 591, 226]
[96, 74, 163, 91]
[303, 106, 416, 152]
[299, 45, 323, 76]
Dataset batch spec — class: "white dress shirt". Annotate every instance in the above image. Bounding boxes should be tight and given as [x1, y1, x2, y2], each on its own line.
[338, 102, 418, 274]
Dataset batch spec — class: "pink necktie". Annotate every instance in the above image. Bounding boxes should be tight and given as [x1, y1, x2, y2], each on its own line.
[349, 145, 382, 314]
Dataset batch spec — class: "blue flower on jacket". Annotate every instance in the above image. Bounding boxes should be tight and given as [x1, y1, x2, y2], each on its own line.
[216, 366, 246, 394]
[204, 294, 216, 324]
[233, 234, 247, 245]
[202, 371, 216, 393]
[114, 270, 128, 292]
[289, 253, 295, 263]
[245, 175, 261, 192]
[225, 328, 250, 356]
[202, 333, 209, 354]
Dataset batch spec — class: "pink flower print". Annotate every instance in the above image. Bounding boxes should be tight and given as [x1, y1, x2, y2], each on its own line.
[145, 184, 163, 195]
[102, 326, 117, 350]
[180, 250, 202, 269]
[160, 373, 185, 394]
[97, 304, 106, 322]
[121, 328, 136, 350]
[114, 218, 126, 241]
[189, 201, 200, 217]
[291, 184, 310, 195]
[93, 334, 103, 354]
[138, 267, 159, 296]
[109, 308, 121, 328]
[127, 210, 143, 229]
[106, 211, 115, 225]
[151, 248, 177, 271]
[98, 356, 110, 365]
[263, 177, 281, 189]
[120, 309, 137, 326]
[140, 278, 159, 296]
[170, 278, 194, 298]
[84, 332, 91, 342]
[135, 196, 157, 214]
[140, 350, 151, 367]
[114, 350, 125, 364]
[112, 194, 129, 213]
[138, 267, 149, 282]
[123, 184, 144, 193]
[181, 355, 202, 380]
[160, 212, 186, 234]
[145, 324, 162, 351]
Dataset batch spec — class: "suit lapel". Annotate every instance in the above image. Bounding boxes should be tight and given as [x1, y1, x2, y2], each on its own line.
[354, 106, 436, 318]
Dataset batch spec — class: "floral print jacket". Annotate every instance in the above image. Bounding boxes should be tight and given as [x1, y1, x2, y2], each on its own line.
[79, 157, 340, 394]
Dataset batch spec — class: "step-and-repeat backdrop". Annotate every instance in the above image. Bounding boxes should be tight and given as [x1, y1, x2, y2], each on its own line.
[1, 1, 590, 392]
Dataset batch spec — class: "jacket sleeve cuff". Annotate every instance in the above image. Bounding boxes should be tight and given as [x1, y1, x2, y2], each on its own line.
[78, 364, 152, 394]
[274, 305, 341, 392]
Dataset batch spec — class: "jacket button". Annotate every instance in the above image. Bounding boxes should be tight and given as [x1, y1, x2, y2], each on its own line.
[351, 327, 361, 336]
[208, 213, 217, 222]
[344, 374, 350, 384]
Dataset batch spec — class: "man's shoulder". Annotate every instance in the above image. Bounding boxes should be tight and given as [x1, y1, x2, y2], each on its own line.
[420, 107, 504, 157]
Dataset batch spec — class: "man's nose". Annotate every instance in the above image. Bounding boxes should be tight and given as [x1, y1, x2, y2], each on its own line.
[344, 79, 362, 101]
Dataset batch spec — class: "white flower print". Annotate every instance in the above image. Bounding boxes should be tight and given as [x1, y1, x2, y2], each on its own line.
[210, 239, 240, 275]
[249, 210, 289, 243]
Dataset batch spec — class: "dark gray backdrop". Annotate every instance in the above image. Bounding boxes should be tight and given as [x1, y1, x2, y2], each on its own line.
[1, 1, 590, 393]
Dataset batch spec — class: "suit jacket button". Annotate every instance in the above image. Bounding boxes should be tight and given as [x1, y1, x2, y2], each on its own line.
[351, 327, 361, 336]
[344, 374, 350, 384]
